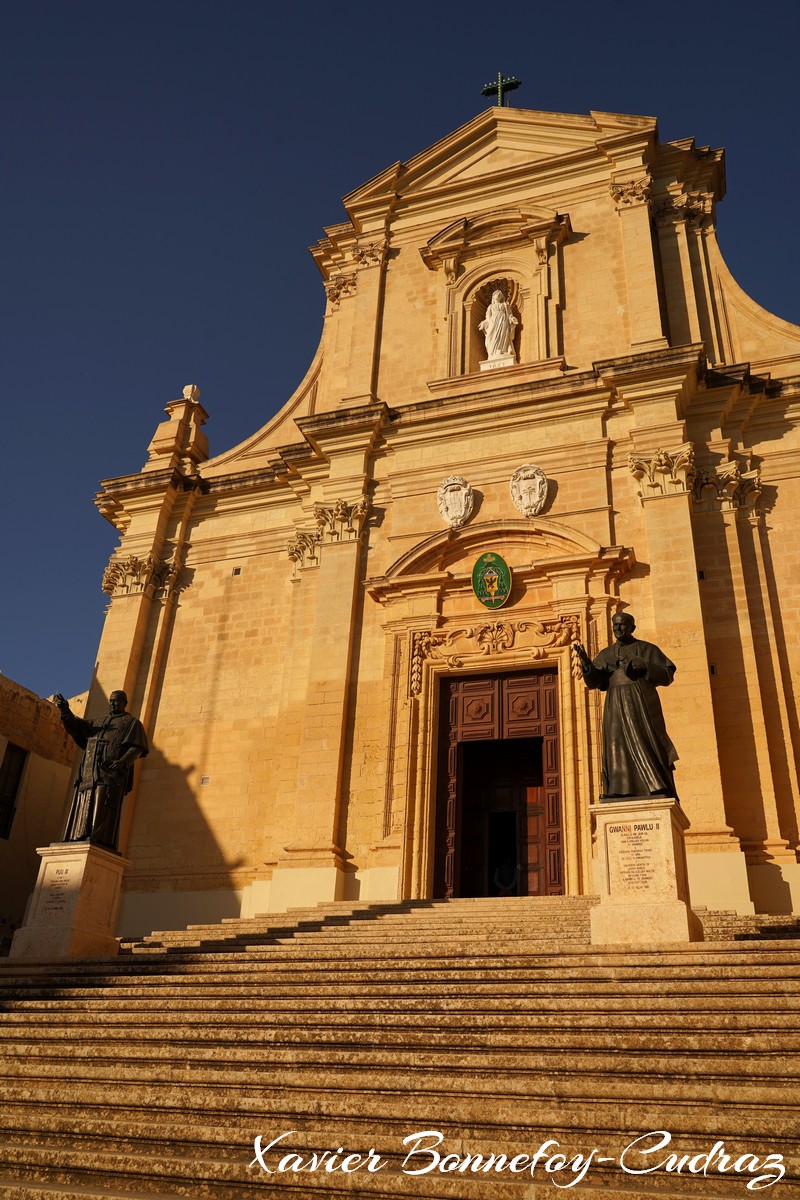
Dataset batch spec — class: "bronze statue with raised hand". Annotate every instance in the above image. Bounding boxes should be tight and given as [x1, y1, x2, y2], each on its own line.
[54, 690, 149, 851]
[574, 613, 679, 801]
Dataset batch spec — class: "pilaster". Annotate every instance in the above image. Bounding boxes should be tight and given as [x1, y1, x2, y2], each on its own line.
[314, 231, 389, 406]
[603, 353, 750, 909]
[267, 406, 388, 910]
[653, 194, 703, 347]
[609, 176, 667, 350]
[90, 386, 208, 853]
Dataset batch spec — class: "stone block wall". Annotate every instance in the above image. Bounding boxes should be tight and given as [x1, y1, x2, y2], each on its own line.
[0, 676, 75, 931]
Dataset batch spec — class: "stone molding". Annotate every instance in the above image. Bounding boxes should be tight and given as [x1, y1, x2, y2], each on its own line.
[409, 615, 579, 696]
[610, 177, 652, 208]
[351, 238, 388, 268]
[324, 272, 358, 308]
[420, 207, 571, 279]
[692, 458, 762, 512]
[287, 497, 372, 570]
[102, 549, 187, 601]
[628, 443, 695, 499]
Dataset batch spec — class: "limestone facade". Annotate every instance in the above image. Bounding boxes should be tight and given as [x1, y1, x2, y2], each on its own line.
[0, 676, 75, 934]
[80, 108, 800, 933]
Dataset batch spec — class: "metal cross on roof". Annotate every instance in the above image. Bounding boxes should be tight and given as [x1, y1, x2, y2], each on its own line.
[481, 72, 522, 107]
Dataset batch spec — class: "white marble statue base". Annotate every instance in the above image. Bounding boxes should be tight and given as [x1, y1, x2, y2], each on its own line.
[9, 841, 130, 961]
[590, 798, 704, 945]
[479, 353, 516, 371]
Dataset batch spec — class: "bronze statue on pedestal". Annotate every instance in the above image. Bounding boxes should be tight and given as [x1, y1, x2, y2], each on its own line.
[573, 613, 679, 801]
[53, 690, 149, 851]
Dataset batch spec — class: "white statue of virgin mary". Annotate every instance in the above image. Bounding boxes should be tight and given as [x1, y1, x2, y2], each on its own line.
[479, 290, 518, 362]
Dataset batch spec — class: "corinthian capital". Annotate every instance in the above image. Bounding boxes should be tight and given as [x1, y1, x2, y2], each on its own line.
[628, 444, 695, 498]
[610, 178, 652, 208]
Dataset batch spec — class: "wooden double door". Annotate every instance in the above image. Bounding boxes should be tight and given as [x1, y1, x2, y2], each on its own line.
[434, 671, 563, 899]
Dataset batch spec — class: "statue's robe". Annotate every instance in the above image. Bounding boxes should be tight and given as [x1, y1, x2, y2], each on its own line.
[480, 300, 516, 359]
[61, 710, 149, 850]
[583, 639, 678, 799]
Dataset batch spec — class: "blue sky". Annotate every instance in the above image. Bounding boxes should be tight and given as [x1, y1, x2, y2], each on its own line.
[3, 0, 800, 698]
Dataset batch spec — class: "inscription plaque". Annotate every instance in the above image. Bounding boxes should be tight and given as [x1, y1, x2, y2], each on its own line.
[41, 866, 72, 918]
[606, 820, 662, 896]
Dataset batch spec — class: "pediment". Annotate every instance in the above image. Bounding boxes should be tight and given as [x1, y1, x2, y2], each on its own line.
[421, 205, 572, 272]
[344, 107, 657, 221]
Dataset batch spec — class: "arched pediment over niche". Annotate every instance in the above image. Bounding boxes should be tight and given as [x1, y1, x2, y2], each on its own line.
[420, 207, 570, 274]
[421, 208, 572, 377]
[366, 519, 634, 606]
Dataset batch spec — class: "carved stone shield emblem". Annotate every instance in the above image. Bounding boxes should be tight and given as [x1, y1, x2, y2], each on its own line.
[510, 464, 549, 517]
[437, 475, 474, 529]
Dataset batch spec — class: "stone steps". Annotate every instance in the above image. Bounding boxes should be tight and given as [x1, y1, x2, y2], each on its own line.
[2, 994, 797, 1016]
[0, 897, 797, 1197]
[0, 1008, 790, 1033]
[10, 944, 800, 975]
[0, 1144, 778, 1200]
[2, 1034, 798, 1079]
[6, 942, 800, 965]
[120, 897, 598, 953]
[116, 897, 800, 959]
[0, 1077, 791, 1136]
[0, 1021, 793, 1051]
[3, 969, 796, 998]
[3, 961, 798, 984]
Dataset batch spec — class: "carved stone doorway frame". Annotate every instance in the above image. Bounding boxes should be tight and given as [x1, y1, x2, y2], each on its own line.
[407, 630, 582, 900]
[365, 520, 635, 904]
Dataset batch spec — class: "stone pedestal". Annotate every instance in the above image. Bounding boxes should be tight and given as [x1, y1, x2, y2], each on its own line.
[590, 798, 704, 945]
[479, 353, 515, 371]
[9, 842, 130, 961]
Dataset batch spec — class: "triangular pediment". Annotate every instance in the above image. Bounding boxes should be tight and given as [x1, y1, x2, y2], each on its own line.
[343, 107, 657, 222]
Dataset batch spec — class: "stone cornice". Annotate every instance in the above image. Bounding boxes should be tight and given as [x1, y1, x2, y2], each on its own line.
[372, 370, 612, 451]
[295, 401, 393, 459]
[426, 357, 572, 400]
[655, 138, 725, 203]
[95, 469, 202, 532]
[594, 343, 705, 386]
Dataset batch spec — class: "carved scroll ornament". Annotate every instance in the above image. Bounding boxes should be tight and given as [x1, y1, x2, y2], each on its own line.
[628, 444, 695, 498]
[693, 460, 762, 511]
[351, 238, 388, 268]
[610, 178, 652, 208]
[102, 551, 183, 600]
[409, 615, 579, 696]
[324, 273, 358, 307]
[288, 497, 372, 569]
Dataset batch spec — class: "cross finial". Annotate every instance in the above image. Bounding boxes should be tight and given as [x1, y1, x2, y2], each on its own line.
[481, 72, 521, 108]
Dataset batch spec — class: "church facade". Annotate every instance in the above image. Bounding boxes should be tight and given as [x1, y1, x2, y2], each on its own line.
[86, 107, 800, 934]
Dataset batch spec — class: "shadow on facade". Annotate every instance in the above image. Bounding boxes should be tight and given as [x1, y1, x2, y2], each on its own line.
[118, 744, 244, 940]
[695, 505, 800, 907]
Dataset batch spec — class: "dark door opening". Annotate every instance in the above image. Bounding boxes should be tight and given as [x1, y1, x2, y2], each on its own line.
[458, 738, 542, 897]
[434, 671, 564, 899]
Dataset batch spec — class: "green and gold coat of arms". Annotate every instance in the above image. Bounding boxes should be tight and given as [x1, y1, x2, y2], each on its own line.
[471, 552, 512, 609]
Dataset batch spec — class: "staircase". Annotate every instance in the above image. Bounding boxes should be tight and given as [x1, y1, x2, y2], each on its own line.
[0, 896, 797, 1198]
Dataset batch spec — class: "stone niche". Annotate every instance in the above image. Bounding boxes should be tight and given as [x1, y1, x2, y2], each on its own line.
[420, 206, 572, 378]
